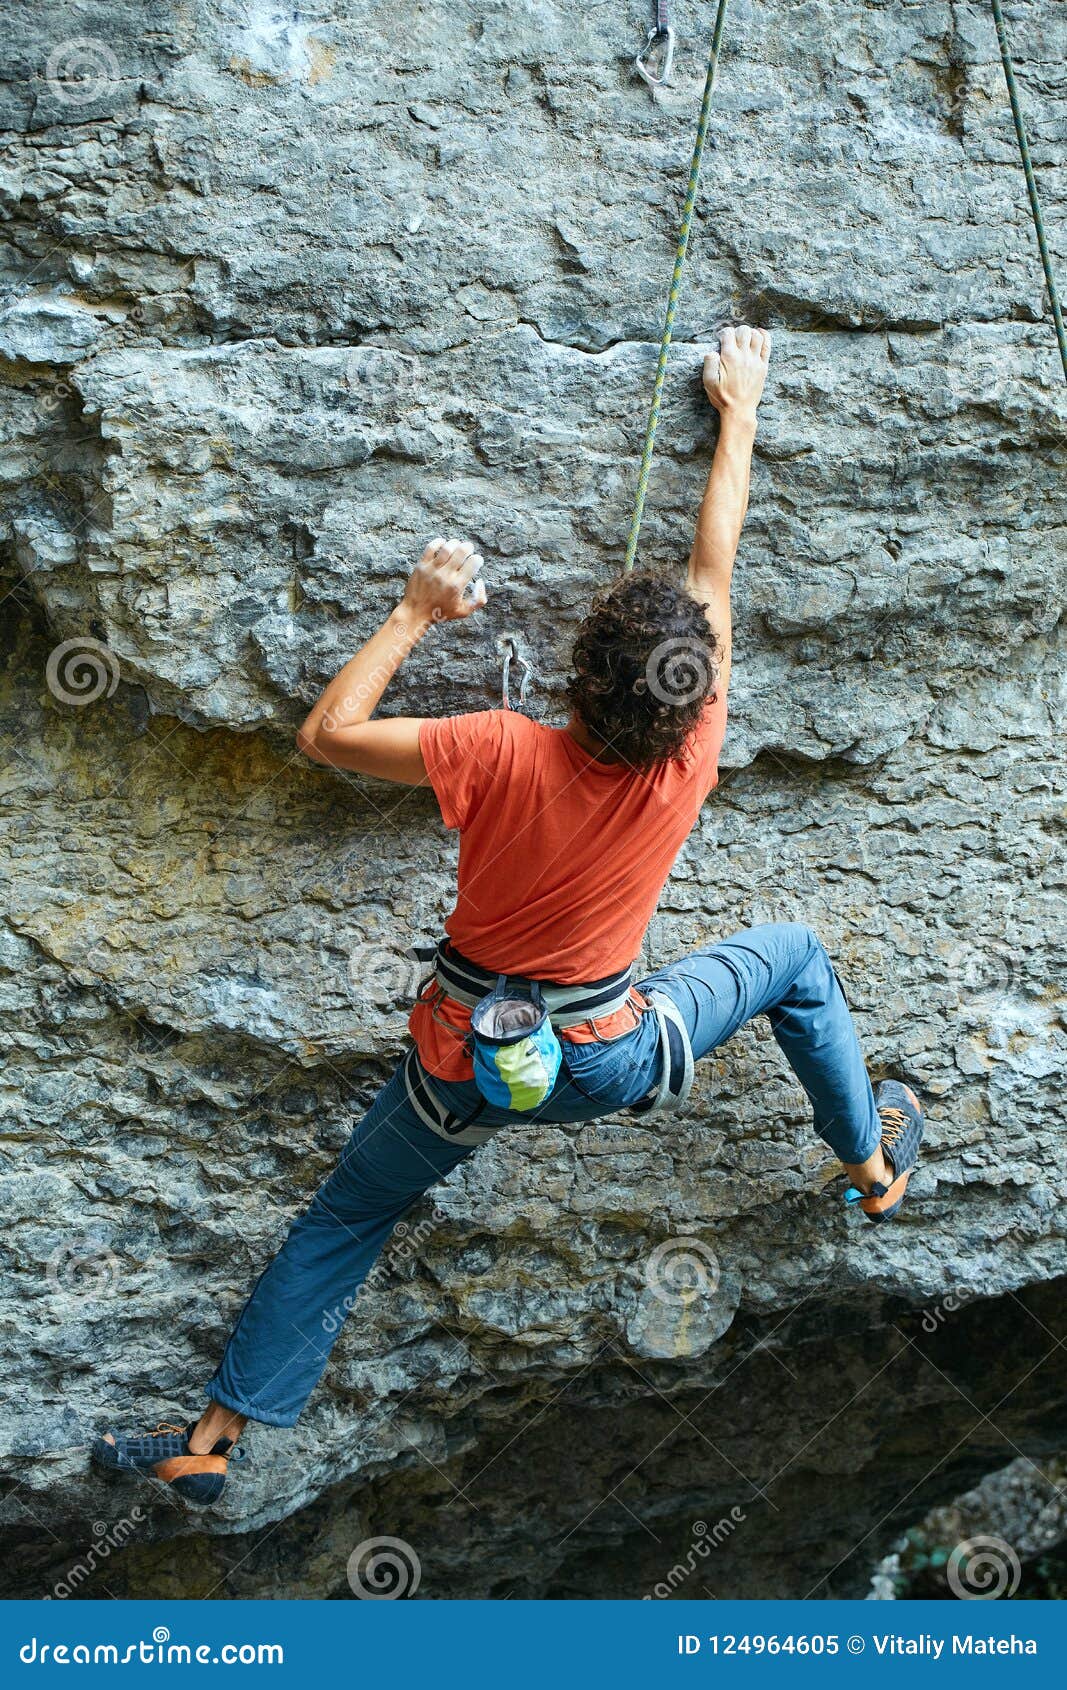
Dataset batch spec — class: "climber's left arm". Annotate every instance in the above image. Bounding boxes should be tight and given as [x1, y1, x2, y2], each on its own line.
[687, 326, 771, 698]
[295, 539, 485, 783]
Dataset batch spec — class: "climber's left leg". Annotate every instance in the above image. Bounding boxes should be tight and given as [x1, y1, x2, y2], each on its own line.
[638, 922, 922, 1209]
[92, 1061, 481, 1500]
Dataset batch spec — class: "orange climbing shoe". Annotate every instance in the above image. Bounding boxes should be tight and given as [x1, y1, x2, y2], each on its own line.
[92, 1419, 245, 1507]
[844, 1081, 925, 1223]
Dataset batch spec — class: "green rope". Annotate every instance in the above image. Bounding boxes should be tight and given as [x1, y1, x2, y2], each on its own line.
[624, 0, 731, 572]
[989, 0, 1067, 383]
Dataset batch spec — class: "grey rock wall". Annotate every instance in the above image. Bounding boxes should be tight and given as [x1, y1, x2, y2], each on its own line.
[1, 0, 1064, 1597]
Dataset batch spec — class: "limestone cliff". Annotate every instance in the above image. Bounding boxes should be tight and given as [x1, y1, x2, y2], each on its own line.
[0, 0, 1064, 1598]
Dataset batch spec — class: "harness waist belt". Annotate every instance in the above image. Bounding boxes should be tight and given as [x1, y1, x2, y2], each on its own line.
[405, 946, 695, 1139]
[426, 941, 636, 1029]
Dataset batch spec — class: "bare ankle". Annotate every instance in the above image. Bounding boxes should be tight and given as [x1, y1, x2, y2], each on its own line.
[187, 1422, 214, 1456]
[843, 1148, 892, 1196]
[189, 1403, 246, 1455]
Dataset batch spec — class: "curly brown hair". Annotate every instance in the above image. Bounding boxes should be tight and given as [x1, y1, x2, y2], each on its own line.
[566, 572, 720, 769]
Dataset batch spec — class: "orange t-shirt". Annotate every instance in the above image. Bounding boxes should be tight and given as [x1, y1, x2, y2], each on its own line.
[409, 697, 727, 1078]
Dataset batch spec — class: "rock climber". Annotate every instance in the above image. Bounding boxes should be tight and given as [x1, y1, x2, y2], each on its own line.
[93, 326, 924, 1505]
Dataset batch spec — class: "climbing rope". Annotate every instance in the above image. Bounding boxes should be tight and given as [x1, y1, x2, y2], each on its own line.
[624, 0, 731, 571]
[988, 0, 1067, 384]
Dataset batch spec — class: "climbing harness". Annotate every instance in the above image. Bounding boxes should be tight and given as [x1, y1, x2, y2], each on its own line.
[623, 0, 1065, 573]
[401, 939, 695, 1142]
[629, 989, 695, 1115]
[499, 634, 532, 711]
[624, 0, 731, 570]
[636, 1, 675, 90]
[989, 0, 1067, 383]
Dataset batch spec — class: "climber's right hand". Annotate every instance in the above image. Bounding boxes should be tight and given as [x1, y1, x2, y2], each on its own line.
[702, 325, 771, 420]
[402, 538, 487, 625]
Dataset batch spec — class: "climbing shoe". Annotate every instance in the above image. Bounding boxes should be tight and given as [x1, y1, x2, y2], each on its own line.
[91, 1420, 245, 1507]
[844, 1080, 925, 1224]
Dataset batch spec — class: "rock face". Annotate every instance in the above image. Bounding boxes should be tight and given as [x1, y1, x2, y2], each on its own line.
[869, 1449, 1067, 1600]
[0, 0, 1064, 1599]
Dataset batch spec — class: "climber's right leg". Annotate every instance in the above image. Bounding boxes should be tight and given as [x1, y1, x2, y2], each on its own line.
[93, 1061, 475, 1503]
[204, 1060, 476, 1429]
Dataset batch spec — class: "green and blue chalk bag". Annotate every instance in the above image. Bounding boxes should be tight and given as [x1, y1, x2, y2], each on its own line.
[469, 977, 562, 1112]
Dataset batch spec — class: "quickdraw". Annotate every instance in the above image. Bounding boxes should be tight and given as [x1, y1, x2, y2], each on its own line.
[499, 634, 532, 712]
[635, 1, 675, 90]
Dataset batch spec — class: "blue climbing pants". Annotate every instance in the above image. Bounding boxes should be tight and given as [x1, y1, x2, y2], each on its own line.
[207, 923, 882, 1426]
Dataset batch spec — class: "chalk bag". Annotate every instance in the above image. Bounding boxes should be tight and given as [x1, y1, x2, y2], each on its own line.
[469, 977, 562, 1112]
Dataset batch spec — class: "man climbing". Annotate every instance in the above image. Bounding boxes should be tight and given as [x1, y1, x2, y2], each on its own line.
[94, 326, 924, 1505]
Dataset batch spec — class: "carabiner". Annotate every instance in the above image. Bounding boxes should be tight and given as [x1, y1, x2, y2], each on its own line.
[636, 24, 675, 90]
[499, 635, 532, 712]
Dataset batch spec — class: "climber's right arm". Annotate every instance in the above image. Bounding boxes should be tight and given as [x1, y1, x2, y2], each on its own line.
[295, 539, 485, 783]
